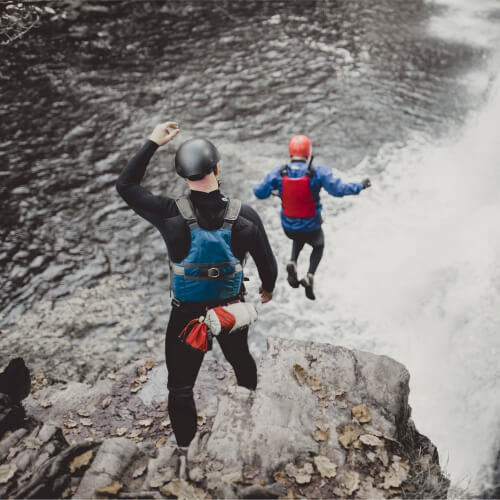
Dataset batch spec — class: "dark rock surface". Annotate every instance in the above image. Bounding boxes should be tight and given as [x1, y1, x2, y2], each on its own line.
[0, 338, 449, 498]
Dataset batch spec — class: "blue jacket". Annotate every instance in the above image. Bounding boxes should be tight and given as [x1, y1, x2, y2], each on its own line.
[253, 160, 363, 233]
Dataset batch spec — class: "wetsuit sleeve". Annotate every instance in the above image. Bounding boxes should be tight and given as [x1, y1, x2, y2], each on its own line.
[253, 167, 281, 199]
[116, 140, 178, 225]
[240, 205, 278, 293]
[316, 165, 363, 197]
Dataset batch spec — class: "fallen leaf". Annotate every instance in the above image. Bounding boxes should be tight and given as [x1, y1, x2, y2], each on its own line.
[337, 424, 362, 449]
[216, 372, 225, 380]
[319, 400, 329, 408]
[116, 427, 128, 436]
[137, 365, 147, 377]
[307, 376, 322, 391]
[352, 404, 371, 423]
[69, 450, 93, 473]
[363, 425, 382, 437]
[313, 456, 337, 478]
[335, 389, 345, 397]
[189, 466, 205, 483]
[32, 391, 39, 399]
[376, 447, 389, 466]
[60, 386, 68, 390]
[80, 418, 92, 427]
[160, 419, 170, 428]
[128, 429, 141, 438]
[222, 470, 242, 483]
[0, 462, 17, 484]
[287, 488, 297, 499]
[145, 360, 157, 370]
[96, 481, 123, 495]
[101, 396, 112, 409]
[77, 409, 91, 417]
[285, 463, 313, 485]
[336, 399, 348, 409]
[44, 6, 56, 14]
[160, 478, 206, 499]
[343, 470, 360, 496]
[359, 434, 384, 447]
[136, 374, 148, 384]
[197, 414, 206, 426]
[293, 364, 307, 385]
[380, 461, 409, 489]
[138, 418, 152, 427]
[107, 371, 116, 380]
[130, 382, 142, 393]
[155, 437, 166, 447]
[40, 400, 52, 408]
[312, 427, 329, 442]
[132, 465, 147, 479]
[273, 471, 287, 482]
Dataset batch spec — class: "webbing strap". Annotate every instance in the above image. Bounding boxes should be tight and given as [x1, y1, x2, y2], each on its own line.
[223, 198, 241, 223]
[172, 263, 243, 277]
[175, 197, 196, 221]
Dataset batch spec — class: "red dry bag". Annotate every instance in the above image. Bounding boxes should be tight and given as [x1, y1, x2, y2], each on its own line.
[281, 175, 316, 218]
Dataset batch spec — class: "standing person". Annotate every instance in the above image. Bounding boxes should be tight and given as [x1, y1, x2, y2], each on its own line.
[253, 134, 370, 300]
[116, 121, 277, 468]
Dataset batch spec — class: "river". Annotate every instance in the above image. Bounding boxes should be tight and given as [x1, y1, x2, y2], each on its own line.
[1, 0, 499, 494]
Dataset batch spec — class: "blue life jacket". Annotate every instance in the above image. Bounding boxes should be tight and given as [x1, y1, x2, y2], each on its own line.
[171, 197, 243, 303]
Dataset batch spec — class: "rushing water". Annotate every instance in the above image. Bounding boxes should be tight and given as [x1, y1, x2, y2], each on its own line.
[1, 0, 499, 494]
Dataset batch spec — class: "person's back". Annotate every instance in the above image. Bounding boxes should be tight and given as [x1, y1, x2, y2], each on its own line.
[254, 134, 371, 299]
[116, 121, 277, 475]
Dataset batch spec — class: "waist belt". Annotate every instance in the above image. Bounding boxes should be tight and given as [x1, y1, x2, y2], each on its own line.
[172, 263, 242, 280]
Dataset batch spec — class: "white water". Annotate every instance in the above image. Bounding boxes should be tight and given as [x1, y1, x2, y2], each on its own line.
[240, 1, 500, 494]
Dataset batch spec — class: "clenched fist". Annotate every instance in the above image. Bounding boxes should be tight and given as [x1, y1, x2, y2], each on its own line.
[149, 121, 180, 147]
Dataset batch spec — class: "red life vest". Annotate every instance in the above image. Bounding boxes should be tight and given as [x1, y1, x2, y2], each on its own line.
[280, 166, 316, 218]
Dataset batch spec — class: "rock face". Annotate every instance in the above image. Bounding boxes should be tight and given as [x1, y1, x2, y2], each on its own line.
[0, 338, 449, 498]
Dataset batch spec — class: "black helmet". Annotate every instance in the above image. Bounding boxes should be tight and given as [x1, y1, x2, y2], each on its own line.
[174, 138, 220, 180]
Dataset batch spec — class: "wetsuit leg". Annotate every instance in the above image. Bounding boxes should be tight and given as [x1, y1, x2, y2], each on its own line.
[308, 228, 325, 275]
[291, 239, 306, 262]
[217, 327, 257, 390]
[165, 307, 205, 447]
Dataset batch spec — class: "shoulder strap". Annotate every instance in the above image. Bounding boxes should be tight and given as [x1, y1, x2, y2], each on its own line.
[280, 164, 288, 177]
[306, 155, 315, 178]
[175, 197, 199, 228]
[223, 199, 241, 229]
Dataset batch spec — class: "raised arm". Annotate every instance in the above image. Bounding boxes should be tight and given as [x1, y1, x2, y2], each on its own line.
[116, 122, 180, 221]
[315, 165, 370, 197]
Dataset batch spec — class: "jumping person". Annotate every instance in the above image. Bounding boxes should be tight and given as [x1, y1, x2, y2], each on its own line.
[116, 121, 277, 467]
[254, 134, 370, 300]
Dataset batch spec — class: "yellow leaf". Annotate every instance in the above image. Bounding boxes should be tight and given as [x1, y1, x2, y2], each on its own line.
[69, 450, 93, 473]
[96, 481, 123, 495]
[343, 470, 360, 496]
[337, 424, 362, 449]
[352, 404, 371, 423]
[313, 456, 337, 478]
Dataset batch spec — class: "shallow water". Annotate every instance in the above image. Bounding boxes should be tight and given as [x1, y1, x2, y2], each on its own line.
[1, 0, 499, 493]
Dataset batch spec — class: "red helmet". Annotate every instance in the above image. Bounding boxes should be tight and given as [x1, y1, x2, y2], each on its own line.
[289, 134, 312, 158]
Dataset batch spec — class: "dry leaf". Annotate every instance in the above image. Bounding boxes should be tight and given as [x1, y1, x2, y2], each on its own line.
[80, 418, 92, 427]
[337, 424, 362, 449]
[69, 450, 93, 473]
[107, 371, 116, 380]
[96, 480, 123, 495]
[40, 400, 52, 408]
[44, 6, 56, 14]
[101, 396, 112, 409]
[319, 400, 329, 408]
[132, 465, 147, 479]
[293, 364, 307, 385]
[352, 404, 371, 423]
[136, 375, 148, 384]
[273, 471, 287, 482]
[343, 470, 360, 496]
[160, 419, 170, 428]
[0, 462, 17, 484]
[307, 376, 322, 391]
[116, 427, 127, 436]
[137, 365, 147, 377]
[380, 461, 409, 489]
[376, 447, 389, 466]
[216, 372, 225, 380]
[130, 382, 142, 393]
[128, 429, 141, 438]
[312, 427, 329, 442]
[145, 360, 157, 370]
[286, 463, 313, 485]
[335, 389, 345, 397]
[336, 399, 348, 409]
[155, 437, 166, 447]
[60, 385, 68, 390]
[359, 434, 384, 447]
[222, 470, 242, 483]
[313, 456, 337, 478]
[197, 415, 206, 426]
[77, 409, 91, 417]
[363, 425, 382, 437]
[64, 419, 78, 429]
[138, 418, 152, 427]
[160, 478, 206, 499]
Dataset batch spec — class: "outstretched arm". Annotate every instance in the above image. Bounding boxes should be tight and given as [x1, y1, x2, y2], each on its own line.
[116, 122, 180, 220]
[253, 167, 281, 200]
[316, 165, 369, 197]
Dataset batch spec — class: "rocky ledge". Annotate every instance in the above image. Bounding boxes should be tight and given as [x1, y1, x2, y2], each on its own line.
[0, 338, 448, 498]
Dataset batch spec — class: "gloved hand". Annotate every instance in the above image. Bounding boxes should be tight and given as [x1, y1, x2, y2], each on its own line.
[361, 178, 371, 189]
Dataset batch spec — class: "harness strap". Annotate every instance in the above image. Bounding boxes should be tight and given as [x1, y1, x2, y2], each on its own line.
[222, 198, 241, 229]
[172, 263, 243, 279]
[175, 197, 199, 229]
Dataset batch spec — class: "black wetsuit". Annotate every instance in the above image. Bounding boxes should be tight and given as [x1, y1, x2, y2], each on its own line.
[116, 140, 277, 446]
